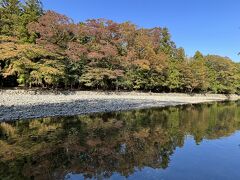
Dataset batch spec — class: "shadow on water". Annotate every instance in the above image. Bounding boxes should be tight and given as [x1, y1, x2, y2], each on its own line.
[0, 101, 240, 179]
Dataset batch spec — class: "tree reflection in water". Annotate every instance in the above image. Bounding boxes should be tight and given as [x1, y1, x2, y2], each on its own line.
[0, 102, 240, 179]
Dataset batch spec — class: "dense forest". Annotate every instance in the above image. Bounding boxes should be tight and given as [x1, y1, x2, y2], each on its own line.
[1, 0, 240, 93]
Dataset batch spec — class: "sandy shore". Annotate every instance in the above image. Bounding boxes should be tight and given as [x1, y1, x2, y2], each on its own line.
[0, 90, 239, 121]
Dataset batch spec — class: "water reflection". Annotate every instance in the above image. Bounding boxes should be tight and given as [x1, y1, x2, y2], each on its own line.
[0, 102, 240, 180]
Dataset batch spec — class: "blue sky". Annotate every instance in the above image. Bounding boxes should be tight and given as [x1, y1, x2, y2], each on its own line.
[41, 0, 240, 61]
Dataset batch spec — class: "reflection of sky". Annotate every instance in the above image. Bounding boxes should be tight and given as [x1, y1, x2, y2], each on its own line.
[65, 131, 240, 180]
[120, 143, 126, 154]
[65, 173, 84, 180]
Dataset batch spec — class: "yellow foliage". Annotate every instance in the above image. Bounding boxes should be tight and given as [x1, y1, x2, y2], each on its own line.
[133, 128, 150, 139]
[133, 59, 150, 70]
[0, 40, 61, 61]
[29, 120, 61, 135]
[0, 123, 17, 138]
[0, 42, 27, 60]
[0, 39, 65, 86]
[0, 35, 18, 43]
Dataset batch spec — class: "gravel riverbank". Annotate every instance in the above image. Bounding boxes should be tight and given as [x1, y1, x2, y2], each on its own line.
[0, 90, 239, 121]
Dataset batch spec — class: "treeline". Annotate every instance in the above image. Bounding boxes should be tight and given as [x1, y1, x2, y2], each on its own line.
[1, 0, 240, 94]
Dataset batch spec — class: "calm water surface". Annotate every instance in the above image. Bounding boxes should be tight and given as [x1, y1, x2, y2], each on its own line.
[0, 102, 240, 180]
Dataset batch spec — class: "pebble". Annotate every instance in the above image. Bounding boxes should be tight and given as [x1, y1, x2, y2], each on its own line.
[0, 90, 239, 121]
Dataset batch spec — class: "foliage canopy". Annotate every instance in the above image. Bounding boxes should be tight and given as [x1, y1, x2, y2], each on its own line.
[1, 0, 240, 94]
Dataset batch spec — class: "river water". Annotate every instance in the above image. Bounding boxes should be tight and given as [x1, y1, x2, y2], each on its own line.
[0, 102, 240, 180]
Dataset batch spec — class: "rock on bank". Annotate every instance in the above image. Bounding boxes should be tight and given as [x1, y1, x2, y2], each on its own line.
[0, 90, 239, 121]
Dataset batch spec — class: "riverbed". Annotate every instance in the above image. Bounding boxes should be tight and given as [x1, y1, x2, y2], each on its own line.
[0, 90, 239, 121]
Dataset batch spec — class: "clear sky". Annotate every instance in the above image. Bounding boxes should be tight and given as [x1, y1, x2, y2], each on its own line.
[41, 0, 240, 61]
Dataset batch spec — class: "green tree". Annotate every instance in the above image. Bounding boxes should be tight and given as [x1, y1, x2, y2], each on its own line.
[164, 60, 183, 92]
[158, 27, 176, 57]
[205, 55, 239, 93]
[0, 0, 22, 36]
[190, 52, 209, 92]
[193, 50, 204, 60]
[176, 47, 186, 61]
[19, 0, 43, 42]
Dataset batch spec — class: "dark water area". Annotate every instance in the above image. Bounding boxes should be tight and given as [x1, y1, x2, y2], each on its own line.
[0, 102, 240, 180]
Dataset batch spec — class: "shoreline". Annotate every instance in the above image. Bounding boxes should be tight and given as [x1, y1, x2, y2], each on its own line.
[0, 90, 239, 121]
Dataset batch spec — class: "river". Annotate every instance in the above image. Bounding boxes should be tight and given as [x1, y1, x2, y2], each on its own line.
[0, 101, 240, 179]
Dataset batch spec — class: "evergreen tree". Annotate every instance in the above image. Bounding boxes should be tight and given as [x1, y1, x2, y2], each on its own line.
[19, 0, 43, 41]
[176, 47, 186, 61]
[159, 27, 176, 57]
[193, 51, 204, 61]
[0, 0, 22, 36]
